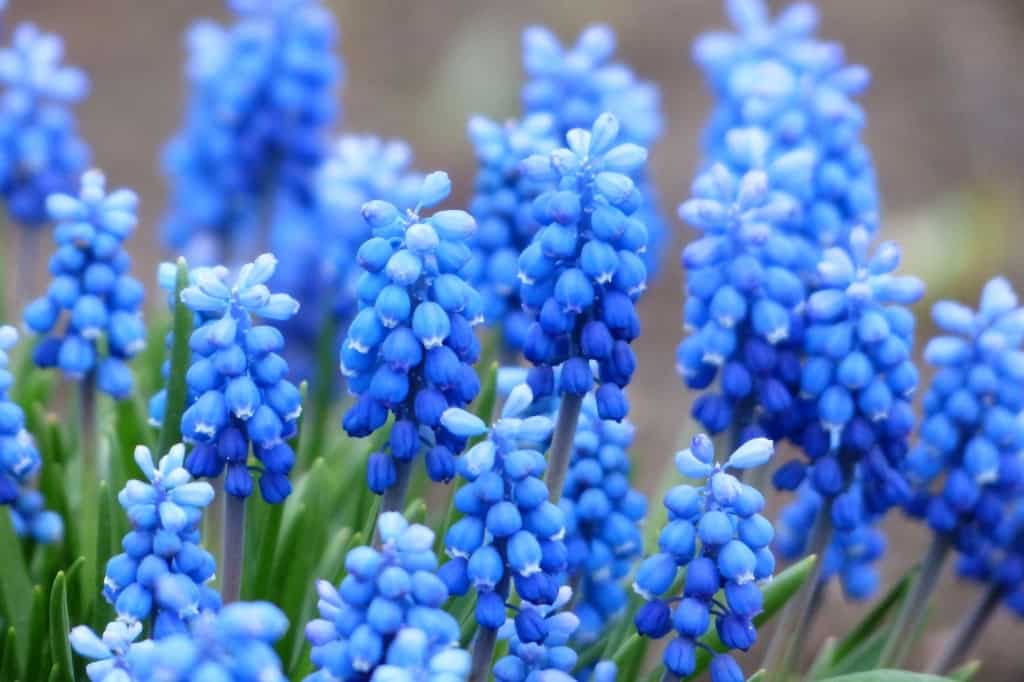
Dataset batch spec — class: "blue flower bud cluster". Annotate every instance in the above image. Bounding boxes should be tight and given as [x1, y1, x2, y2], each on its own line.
[633, 435, 775, 682]
[957, 503, 1024, 617]
[693, 0, 879, 250]
[771, 227, 922, 515]
[304, 512, 470, 681]
[71, 601, 289, 681]
[675, 133, 816, 435]
[776, 481, 885, 600]
[272, 135, 421, 380]
[560, 394, 647, 643]
[0, 19, 90, 225]
[465, 114, 558, 353]
[162, 0, 341, 257]
[340, 171, 483, 494]
[493, 585, 581, 681]
[172, 253, 303, 502]
[905, 278, 1024, 552]
[24, 170, 146, 398]
[0, 324, 62, 542]
[102, 444, 220, 638]
[521, 24, 666, 274]
[437, 385, 568, 633]
[518, 112, 647, 419]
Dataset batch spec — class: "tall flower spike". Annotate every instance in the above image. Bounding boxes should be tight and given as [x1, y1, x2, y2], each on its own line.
[676, 130, 816, 436]
[633, 434, 775, 682]
[271, 135, 422, 381]
[23, 170, 146, 398]
[694, 0, 878, 250]
[521, 24, 666, 274]
[340, 170, 483, 504]
[162, 0, 341, 260]
[71, 601, 289, 681]
[518, 112, 648, 422]
[176, 253, 303, 502]
[304, 512, 470, 681]
[465, 114, 558, 354]
[0, 325, 61, 543]
[101, 444, 219, 638]
[436, 385, 568, 675]
[560, 394, 647, 643]
[905, 278, 1024, 547]
[0, 18, 90, 225]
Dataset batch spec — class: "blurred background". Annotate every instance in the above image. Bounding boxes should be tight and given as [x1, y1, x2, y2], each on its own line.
[6, 0, 1024, 677]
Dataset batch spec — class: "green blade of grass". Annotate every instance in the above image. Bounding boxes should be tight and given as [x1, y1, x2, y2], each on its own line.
[157, 258, 193, 455]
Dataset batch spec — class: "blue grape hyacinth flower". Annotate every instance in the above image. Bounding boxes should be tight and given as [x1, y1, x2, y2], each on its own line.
[693, 0, 879, 251]
[905, 277, 1024, 549]
[465, 113, 558, 354]
[162, 0, 341, 260]
[0, 18, 90, 225]
[71, 601, 289, 681]
[23, 169, 146, 398]
[493, 585, 581, 681]
[958, 503, 1024, 618]
[560, 394, 647, 643]
[102, 444, 220, 638]
[438, 383, 568, 634]
[173, 253, 303, 502]
[340, 171, 483, 500]
[521, 24, 666, 275]
[272, 134, 422, 381]
[633, 434, 775, 682]
[518, 112, 648, 420]
[303, 512, 469, 681]
[675, 129, 816, 436]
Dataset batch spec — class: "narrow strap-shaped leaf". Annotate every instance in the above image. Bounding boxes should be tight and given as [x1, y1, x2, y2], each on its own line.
[610, 634, 647, 682]
[0, 511, 33, 664]
[112, 397, 152, 494]
[158, 258, 193, 455]
[403, 497, 427, 525]
[25, 586, 49, 682]
[48, 571, 75, 682]
[748, 671, 767, 682]
[948, 660, 981, 682]
[244, 499, 284, 602]
[830, 567, 918, 668]
[296, 310, 337, 474]
[816, 671, 954, 682]
[0, 626, 19, 681]
[692, 555, 817, 677]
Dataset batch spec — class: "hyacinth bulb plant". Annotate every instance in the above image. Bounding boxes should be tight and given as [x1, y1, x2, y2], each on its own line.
[0, 1, 1019, 682]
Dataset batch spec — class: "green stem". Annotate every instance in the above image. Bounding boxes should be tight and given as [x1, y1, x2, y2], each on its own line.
[221, 493, 246, 604]
[544, 394, 583, 504]
[879, 534, 951, 668]
[929, 581, 1001, 675]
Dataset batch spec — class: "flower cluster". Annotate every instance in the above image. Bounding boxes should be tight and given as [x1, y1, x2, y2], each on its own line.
[71, 601, 289, 681]
[102, 444, 220, 637]
[494, 586, 581, 681]
[438, 384, 568, 631]
[560, 394, 647, 643]
[0, 18, 90, 225]
[340, 171, 483, 496]
[465, 114, 558, 353]
[304, 512, 469, 681]
[518, 112, 647, 418]
[905, 278, 1024, 550]
[633, 435, 775, 682]
[162, 0, 341, 258]
[693, 0, 879, 250]
[675, 132, 815, 435]
[24, 170, 146, 398]
[172, 253, 303, 502]
[272, 135, 421, 380]
[521, 24, 665, 273]
[957, 502, 1024, 617]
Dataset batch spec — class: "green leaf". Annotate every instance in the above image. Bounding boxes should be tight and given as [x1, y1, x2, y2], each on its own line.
[610, 634, 646, 682]
[48, 571, 75, 682]
[25, 586, 49, 682]
[748, 671, 767, 682]
[403, 497, 427, 525]
[1, 626, 19, 681]
[816, 672, 954, 682]
[828, 567, 917, 669]
[111, 397, 152, 493]
[692, 555, 817, 676]
[0, 511, 32, 663]
[948, 660, 981, 682]
[296, 311, 337, 474]
[157, 258, 193, 455]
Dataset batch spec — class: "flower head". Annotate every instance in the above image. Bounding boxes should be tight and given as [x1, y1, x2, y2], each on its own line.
[0, 19, 90, 225]
[304, 512, 469, 681]
[24, 170, 146, 398]
[633, 434, 775, 682]
[340, 171, 483, 495]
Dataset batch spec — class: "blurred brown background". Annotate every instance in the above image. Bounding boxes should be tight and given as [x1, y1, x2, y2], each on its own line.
[6, 0, 1024, 678]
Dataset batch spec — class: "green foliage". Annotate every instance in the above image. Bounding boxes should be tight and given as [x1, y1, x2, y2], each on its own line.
[158, 257, 193, 455]
[816, 672, 954, 682]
